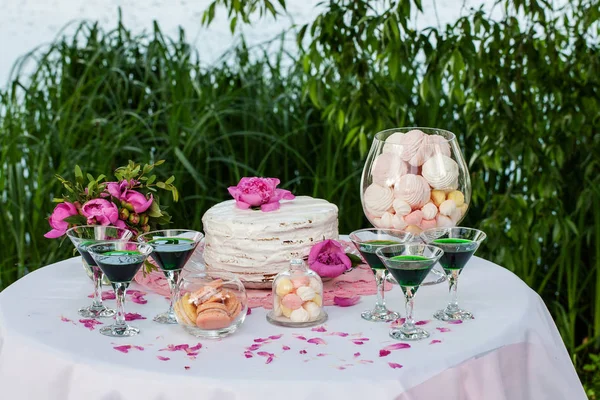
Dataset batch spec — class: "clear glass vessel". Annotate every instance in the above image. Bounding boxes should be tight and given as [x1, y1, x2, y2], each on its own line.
[66, 225, 132, 318]
[361, 127, 471, 285]
[267, 259, 327, 328]
[174, 271, 247, 338]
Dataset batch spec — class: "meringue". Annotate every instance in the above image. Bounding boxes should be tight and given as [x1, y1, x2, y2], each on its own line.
[421, 202, 438, 220]
[273, 297, 283, 317]
[289, 307, 310, 323]
[405, 225, 423, 234]
[383, 130, 425, 162]
[393, 199, 412, 216]
[421, 134, 451, 160]
[281, 303, 293, 318]
[372, 152, 407, 187]
[420, 218, 437, 230]
[450, 207, 462, 224]
[422, 155, 459, 190]
[431, 190, 446, 207]
[303, 301, 321, 320]
[447, 190, 465, 207]
[392, 214, 407, 230]
[436, 214, 455, 228]
[404, 210, 424, 226]
[309, 277, 322, 293]
[380, 211, 394, 228]
[393, 174, 431, 209]
[363, 183, 394, 217]
[296, 286, 316, 302]
[439, 199, 457, 217]
[275, 278, 294, 297]
[313, 293, 323, 307]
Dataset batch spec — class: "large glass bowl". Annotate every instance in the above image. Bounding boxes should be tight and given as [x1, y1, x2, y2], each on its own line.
[360, 127, 471, 285]
[174, 271, 247, 339]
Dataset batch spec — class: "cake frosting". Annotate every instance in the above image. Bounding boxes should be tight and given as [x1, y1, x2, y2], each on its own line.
[202, 196, 338, 288]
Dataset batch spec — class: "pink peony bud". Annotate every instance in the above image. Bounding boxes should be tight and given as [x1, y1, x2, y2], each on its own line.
[44, 202, 79, 238]
[122, 190, 153, 214]
[128, 213, 140, 225]
[119, 208, 130, 220]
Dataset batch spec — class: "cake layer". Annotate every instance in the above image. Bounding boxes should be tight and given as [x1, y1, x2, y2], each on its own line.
[202, 196, 339, 286]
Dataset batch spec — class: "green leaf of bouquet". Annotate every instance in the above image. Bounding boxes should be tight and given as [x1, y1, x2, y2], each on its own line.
[52, 198, 64, 203]
[97, 174, 106, 182]
[156, 182, 166, 189]
[63, 215, 88, 225]
[148, 200, 163, 218]
[346, 253, 363, 267]
[74, 165, 83, 179]
[86, 173, 95, 183]
[147, 175, 156, 185]
[165, 176, 175, 185]
[154, 160, 165, 166]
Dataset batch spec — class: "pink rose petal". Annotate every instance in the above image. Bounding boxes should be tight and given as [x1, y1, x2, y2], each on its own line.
[157, 356, 170, 361]
[160, 344, 190, 352]
[333, 295, 360, 307]
[379, 349, 391, 357]
[133, 346, 144, 351]
[266, 356, 274, 364]
[336, 366, 346, 370]
[307, 338, 327, 345]
[311, 326, 327, 332]
[382, 343, 411, 351]
[124, 313, 146, 321]
[430, 340, 442, 344]
[299, 350, 307, 354]
[448, 320, 463, 324]
[184, 366, 190, 370]
[351, 340, 364, 345]
[60, 316, 72, 323]
[257, 351, 274, 357]
[254, 337, 270, 343]
[113, 345, 132, 353]
[293, 334, 307, 340]
[391, 318, 406, 327]
[79, 319, 103, 331]
[247, 344, 261, 351]
[244, 352, 254, 358]
[282, 346, 291, 351]
[415, 320, 430, 326]
[247, 308, 252, 315]
[268, 334, 283, 340]
[354, 352, 361, 357]
[355, 337, 370, 341]
[317, 353, 327, 357]
[189, 343, 203, 351]
[388, 362, 403, 369]
[330, 332, 349, 337]
[436, 327, 451, 333]
[359, 359, 374, 364]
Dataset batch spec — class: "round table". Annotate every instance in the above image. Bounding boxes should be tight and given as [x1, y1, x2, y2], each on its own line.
[0, 255, 585, 400]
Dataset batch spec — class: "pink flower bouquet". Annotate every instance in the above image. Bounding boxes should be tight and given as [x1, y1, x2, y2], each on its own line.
[45, 160, 178, 240]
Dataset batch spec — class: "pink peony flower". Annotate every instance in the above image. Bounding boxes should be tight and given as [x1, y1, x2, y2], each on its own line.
[308, 239, 352, 278]
[81, 199, 119, 226]
[106, 181, 129, 200]
[227, 177, 294, 212]
[44, 202, 79, 238]
[123, 190, 153, 213]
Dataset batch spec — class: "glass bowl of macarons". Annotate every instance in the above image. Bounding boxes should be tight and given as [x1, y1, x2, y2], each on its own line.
[174, 271, 248, 339]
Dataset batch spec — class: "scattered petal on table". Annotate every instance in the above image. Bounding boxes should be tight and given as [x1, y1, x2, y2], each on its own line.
[88, 291, 116, 300]
[436, 327, 451, 333]
[247, 308, 252, 315]
[333, 295, 360, 307]
[307, 338, 327, 345]
[160, 344, 189, 352]
[311, 326, 327, 332]
[184, 366, 191, 370]
[189, 343, 203, 352]
[113, 345, 132, 353]
[382, 343, 411, 351]
[351, 340, 364, 345]
[430, 340, 442, 345]
[388, 362, 403, 369]
[79, 319, 103, 331]
[335, 366, 347, 370]
[379, 349, 391, 357]
[124, 313, 146, 321]
[257, 351, 275, 357]
[329, 332, 349, 337]
[353, 352, 361, 358]
[268, 334, 283, 340]
[254, 337, 270, 343]
[282, 346, 291, 351]
[60, 316, 72, 323]
[247, 344, 261, 351]
[415, 320, 430, 326]
[391, 318, 406, 327]
[317, 353, 327, 357]
[299, 350, 307, 354]
[293, 334, 307, 340]
[448, 320, 463, 324]
[130, 295, 148, 305]
[157, 356, 170, 361]
[133, 345, 144, 351]
[266, 356, 274, 364]
[244, 352, 254, 358]
[355, 337, 370, 341]
[358, 360, 374, 364]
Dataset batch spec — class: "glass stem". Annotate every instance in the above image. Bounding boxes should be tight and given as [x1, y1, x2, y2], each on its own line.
[91, 265, 104, 308]
[404, 287, 415, 328]
[374, 269, 387, 311]
[166, 270, 182, 315]
[112, 282, 128, 329]
[446, 270, 460, 312]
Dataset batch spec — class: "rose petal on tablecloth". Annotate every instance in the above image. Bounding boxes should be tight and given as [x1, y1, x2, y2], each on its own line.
[388, 362, 403, 369]
[448, 320, 463, 324]
[430, 339, 442, 344]
[299, 350, 307, 354]
[244, 352, 253, 358]
[354, 352, 361, 357]
[329, 332, 349, 337]
[382, 343, 411, 351]
[311, 326, 327, 332]
[113, 345, 131, 353]
[307, 338, 327, 345]
[415, 320, 430, 325]
[124, 313, 146, 321]
[268, 334, 283, 340]
[358, 360, 374, 364]
[282, 346, 290, 351]
[79, 319, 103, 330]
[157, 356, 170, 361]
[436, 327, 451, 333]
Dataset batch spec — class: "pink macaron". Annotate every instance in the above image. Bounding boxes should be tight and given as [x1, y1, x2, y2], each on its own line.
[281, 293, 304, 310]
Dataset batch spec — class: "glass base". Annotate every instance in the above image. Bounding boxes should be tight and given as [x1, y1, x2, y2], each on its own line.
[434, 308, 473, 321]
[78, 305, 116, 318]
[266, 310, 328, 328]
[100, 324, 140, 337]
[390, 325, 430, 341]
[154, 311, 178, 324]
[361, 308, 400, 322]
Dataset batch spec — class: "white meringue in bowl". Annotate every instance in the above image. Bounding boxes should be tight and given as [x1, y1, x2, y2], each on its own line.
[422, 154, 459, 190]
[363, 183, 394, 217]
[393, 174, 431, 209]
[371, 152, 408, 187]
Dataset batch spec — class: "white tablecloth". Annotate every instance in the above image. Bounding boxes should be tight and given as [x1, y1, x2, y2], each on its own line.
[0, 255, 585, 400]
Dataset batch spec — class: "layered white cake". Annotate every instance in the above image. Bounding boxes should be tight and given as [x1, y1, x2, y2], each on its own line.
[202, 196, 339, 288]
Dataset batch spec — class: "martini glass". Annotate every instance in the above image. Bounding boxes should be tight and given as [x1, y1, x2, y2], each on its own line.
[349, 229, 413, 322]
[420, 227, 487, 321]
[66, 225, 132, 318]
[138, 229, 204, 324]
[87, 241, 153, 337]
[376, 243, 444, 340]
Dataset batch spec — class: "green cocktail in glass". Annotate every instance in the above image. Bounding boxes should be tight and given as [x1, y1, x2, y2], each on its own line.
[376, 244, 444, 340]
[421, 227, 487, 321]
[349, 229, 414, 322]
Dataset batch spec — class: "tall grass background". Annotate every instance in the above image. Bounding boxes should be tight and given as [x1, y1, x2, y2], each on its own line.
[0, 0, 599, 392]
